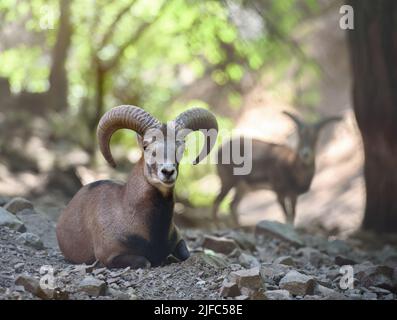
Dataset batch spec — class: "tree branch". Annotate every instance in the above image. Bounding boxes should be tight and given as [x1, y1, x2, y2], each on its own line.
[98, 0, 139, 50]
[100, 0, 171, 72]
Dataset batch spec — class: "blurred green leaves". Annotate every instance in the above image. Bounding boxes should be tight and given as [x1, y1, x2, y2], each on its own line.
[0, 0, 320, 206]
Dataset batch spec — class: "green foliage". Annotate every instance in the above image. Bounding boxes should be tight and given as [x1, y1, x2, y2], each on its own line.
[0, 0, 320, 206]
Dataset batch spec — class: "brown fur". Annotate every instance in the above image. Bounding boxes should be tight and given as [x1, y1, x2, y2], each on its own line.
[56, 158, 187, 268]
[212, 137, 316, 225]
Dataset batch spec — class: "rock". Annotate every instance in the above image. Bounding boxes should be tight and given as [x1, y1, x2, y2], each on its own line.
[354, 264, 395, 291]
[300, 234, 330, 251]
[78, 276, 107, 296]
[16, 232, 44, 250]
[326, 239, 352, 256]
[303, 295, 322, 300]
[15, 274, 44, 299]
[260, 263, 292, 284]
[335, 255, 357, 266]
[383, 293, 394, 300]
[4, 197, 33, 214]
[0, 207, 25, 231]
[92, 267, 107, 276]
[15, 274, 68, 300]
[221, 267, 265, 300]
[16, 209, 57, 248]
[362, 292, 377, 300]
[368, 286, 391, 294]
[296, 247, 330, 267]
[376, 246, 397, 268]
[0, 196, 10, 206]
[274, 256, 295, 266]
[219, 281, 240, 298]
[234, 294, 250, 300]
[224, 231, 256, 251]
[320, 291, 347, 300]
[107, 288, 137, 300]
[238, 253, 260, 268]
[255, 220, 303, 247]
[14, 262, 25, 273]
[265, 289, 291, 300]
[279, 270, 316, 296]
[192, 252, 229, 269]
[229, 267, 263, 290]
[314, 284, 346, 300]
[202, 235, 239, 255]
[240, 287, 267, 300]
[109, 267, 130, 278]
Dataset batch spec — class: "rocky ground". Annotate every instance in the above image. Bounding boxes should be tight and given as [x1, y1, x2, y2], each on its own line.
[0, 196, 397, 300]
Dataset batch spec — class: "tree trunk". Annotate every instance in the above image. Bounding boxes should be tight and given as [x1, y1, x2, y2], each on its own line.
[49, 0, 72, 112]
[88, 59, 105, 157]
[347, 0, 397, 232]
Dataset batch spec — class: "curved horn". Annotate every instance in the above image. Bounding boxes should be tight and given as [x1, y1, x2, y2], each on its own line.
[97, 105, 161, 167]
[315, 116, 343, 131]
[283, 111, 304, 129]
[173, 108, 218, 164]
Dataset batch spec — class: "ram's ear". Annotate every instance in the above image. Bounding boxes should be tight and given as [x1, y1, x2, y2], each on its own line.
[136, 133, 144, 149]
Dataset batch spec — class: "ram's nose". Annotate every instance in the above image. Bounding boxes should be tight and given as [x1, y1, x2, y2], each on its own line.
[158, 164, 177, 184]
[161, 167, 175, 178]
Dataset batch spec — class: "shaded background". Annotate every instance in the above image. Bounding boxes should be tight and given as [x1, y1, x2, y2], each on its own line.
[0, 0, 368, 236]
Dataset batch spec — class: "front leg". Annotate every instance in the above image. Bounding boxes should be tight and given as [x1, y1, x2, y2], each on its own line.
[283, 195, 297, 225]
[172, 239, 190, 261]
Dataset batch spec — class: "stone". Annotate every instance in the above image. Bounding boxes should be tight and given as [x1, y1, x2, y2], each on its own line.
[279, 270, 316, 296]
[255, 220, 303, 247]
[202, 235, 239, 255]
[334, 255, 357, 266]
[322, 292, 348, 300]
[260, 263, 292, 284]
[107, 288, 137, 300]
[274, 256, 295, 266]
[224, 231, 256, 251]
[296, 247, 330, 267]
[92, 267, 107, 276]
[354, 264, 394, 291]
[368, 286, 391, 294]
[229, 267, 263, 290]
[314, 284, 346, 300]
[362, 292, 377, 300]
[302, 295, 322, 300]
[265, 289, 291, 300]
[326, 239, 352, 256]
[240, 287, 267, 300]
[0, 196, 10, 206]
[15, 274, 44, 299]
[193, 252, 229, 269]
[14, 263, 25, 273]
[16, 209, 57, 248]
[238, 253, 260, 268]
[219, 281, 240, 298]
[4, 197, 33, 214]
[78, 276, 107, 296]
[15, 274, 68, 300]
[0, 207, 25, 231]
[16, 232, 44, 250]
[221, 267, 265, 300]
[376, 246, 397, 268]
[234, 295, 249, 300]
